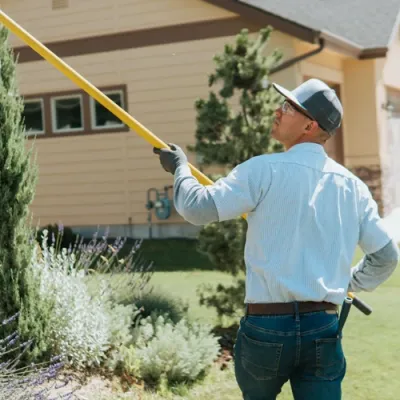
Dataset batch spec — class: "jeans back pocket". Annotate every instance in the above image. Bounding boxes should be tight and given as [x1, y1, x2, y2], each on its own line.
[240, 332, 283, 381]
[315, 337, 345, 380]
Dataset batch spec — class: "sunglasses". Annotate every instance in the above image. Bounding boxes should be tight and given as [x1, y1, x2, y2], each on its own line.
[282, 100, 315, 121]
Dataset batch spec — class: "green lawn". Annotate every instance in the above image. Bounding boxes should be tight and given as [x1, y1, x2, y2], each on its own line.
[144, 247, 400, 399]
[148, 270, 238, 326]
[137, 263, 400, 400]
[91, 245, 400, 399]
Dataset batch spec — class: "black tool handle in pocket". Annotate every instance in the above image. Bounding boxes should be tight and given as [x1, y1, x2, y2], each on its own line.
[351, 295, 372, 315]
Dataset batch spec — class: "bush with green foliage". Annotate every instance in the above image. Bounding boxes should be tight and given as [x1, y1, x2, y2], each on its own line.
[198, 279, 246, 322]
[109, 314, 220, 389]
[189, 27, 283, 317]
[0, 26, 50, 363]
[36, 223, 78, 252]
[131, 290, 189, 325]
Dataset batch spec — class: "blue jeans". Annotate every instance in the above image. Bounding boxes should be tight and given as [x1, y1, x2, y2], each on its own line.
[234, 305, 346, 400]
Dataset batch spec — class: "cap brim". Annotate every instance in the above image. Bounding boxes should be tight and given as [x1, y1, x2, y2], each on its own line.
[272, 83, 313, 118]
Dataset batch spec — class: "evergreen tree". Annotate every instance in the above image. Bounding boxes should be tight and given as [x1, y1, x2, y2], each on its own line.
[0, 27, 50, 361]
[189, 27, 284, 318]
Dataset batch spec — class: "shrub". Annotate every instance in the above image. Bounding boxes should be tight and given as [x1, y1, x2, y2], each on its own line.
[132, 315, 220, 387]
[31, 243, 114, 368]
[36, 223, 78, 253]
[0, 25, 46, 365]
[197, 278, 246, 321]
[131, 290, 189, 325]
[29, 229, 152, 369]
[106, 344, 141, 379]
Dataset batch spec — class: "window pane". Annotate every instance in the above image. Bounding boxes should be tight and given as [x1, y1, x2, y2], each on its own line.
[93, 92, 124, 128]
[54, 97, 83, 131]
[23, 101, 44, 133]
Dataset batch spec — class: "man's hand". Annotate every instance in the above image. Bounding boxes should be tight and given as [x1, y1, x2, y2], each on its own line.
[153, 143, 188, 175]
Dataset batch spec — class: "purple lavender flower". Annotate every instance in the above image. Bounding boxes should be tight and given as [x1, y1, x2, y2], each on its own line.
[6, 334, 19, 347]
[2, 313, 20, 326]
[102, 226, 110, 241]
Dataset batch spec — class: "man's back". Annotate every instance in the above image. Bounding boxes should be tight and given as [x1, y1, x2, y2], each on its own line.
[222, 143, 391, 304]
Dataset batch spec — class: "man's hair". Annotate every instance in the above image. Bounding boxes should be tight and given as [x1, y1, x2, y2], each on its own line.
[315, 127, 331, 144]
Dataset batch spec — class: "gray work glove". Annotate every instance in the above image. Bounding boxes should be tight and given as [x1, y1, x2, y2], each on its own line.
[153, 143, 188, 175]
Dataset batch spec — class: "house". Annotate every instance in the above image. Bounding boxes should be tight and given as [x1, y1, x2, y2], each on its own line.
[2, 0, 400, 239]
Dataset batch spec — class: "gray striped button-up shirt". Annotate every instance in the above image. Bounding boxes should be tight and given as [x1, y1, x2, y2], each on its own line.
[173, 143, 399, 305]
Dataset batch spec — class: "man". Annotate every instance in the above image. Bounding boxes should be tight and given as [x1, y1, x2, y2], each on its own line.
[153, 78, 399, 399]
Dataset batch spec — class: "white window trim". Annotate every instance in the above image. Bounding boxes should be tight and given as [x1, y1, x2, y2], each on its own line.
[90, 89, 125, 130]
[51, 94, 84, 133]
[24, 98, 45, 136]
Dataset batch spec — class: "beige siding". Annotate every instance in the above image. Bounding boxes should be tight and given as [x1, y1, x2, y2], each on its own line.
[299, 61, 344, 84]
[16, 30, 296, 228]
[294, 41, 345, 71]
[383, 26, 400, 90]
[3, 0, 237, 47]
[342, 59, 380, 166]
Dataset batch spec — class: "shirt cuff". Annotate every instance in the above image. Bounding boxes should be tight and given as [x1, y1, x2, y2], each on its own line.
[174, 163, 192, 179]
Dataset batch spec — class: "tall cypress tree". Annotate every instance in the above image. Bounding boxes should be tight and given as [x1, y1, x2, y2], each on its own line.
[0, 27, 49, 360]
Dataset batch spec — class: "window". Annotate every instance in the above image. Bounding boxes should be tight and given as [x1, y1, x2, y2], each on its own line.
[23, 85, 128, 139]
[52, 95, 84, 133]
[23, 99, 45, 135]
[90, 90, 125, 130]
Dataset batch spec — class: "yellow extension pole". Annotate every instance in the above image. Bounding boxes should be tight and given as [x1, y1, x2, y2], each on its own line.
[0, 10, 214, 187]
[0, 9, 370, 313]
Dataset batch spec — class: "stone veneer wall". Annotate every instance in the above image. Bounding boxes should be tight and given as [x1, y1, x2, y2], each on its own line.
[350, 165, 383, 216]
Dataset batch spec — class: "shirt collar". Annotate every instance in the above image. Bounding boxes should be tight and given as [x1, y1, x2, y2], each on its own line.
[287, 142, 327, 156]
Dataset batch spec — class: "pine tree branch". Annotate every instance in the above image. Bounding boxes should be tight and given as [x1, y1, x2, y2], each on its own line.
[241, 90, 251, 128]
[242, 103, 250, 127]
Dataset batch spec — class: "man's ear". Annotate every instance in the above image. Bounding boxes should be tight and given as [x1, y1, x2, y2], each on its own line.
[304, 121, 314, 133]
[305, 121, 319, 134]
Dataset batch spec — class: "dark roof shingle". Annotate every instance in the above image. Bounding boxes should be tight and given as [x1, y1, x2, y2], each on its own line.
[240, 0, 400, 48]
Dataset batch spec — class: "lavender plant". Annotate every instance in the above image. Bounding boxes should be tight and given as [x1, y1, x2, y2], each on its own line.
[30, 227, 153, 369]
[0, 313, 79, 400]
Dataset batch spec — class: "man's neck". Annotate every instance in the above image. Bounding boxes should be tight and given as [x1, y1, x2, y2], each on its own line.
[284, 136, 323, 151]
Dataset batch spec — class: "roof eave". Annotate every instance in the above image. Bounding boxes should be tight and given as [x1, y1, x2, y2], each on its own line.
[204, 0, 389, 60]
[202, 0, 320, 44]
[320, 30, 388, 59]
[359, 48, 388, 59]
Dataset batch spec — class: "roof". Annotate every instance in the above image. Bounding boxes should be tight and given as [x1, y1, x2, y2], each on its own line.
[240, 0, 399, 49]
[204, 0, 400, 58]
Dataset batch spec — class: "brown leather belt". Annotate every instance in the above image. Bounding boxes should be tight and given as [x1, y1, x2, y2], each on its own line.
[246, 301, 338, 315]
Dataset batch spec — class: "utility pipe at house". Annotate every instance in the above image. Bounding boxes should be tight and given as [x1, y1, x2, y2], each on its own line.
[0, 9, 372, 316]
[270, 38, 325, 74]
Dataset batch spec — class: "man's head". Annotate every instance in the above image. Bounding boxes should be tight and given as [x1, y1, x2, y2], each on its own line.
[271, 79, 343, 149]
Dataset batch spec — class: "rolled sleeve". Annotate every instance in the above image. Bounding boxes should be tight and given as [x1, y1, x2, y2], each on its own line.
[207, 157, 270, 221]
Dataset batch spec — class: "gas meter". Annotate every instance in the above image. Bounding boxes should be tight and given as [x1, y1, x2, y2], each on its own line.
[145, 186, 173, 238]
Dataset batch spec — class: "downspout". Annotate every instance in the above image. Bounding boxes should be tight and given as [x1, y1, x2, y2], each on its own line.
[270, 38, 325, 74]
